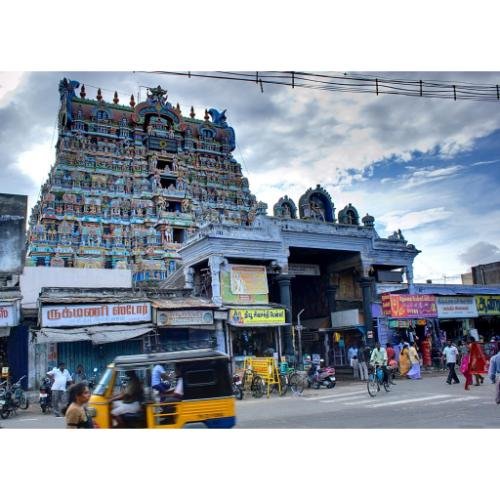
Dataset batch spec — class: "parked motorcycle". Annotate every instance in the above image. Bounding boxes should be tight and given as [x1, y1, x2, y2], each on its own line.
[307, 362, 336, 389]
[39, 376, 53, 413]
[0, 375, 29, 419]
[88, 368, 99, 391]
[232, 373, 243, 400]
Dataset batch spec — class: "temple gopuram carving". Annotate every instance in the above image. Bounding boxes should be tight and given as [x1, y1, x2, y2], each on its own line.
[26, 79, 258, 283]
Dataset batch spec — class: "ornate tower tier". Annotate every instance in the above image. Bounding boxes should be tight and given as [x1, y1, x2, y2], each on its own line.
[27, 79, 258, 283]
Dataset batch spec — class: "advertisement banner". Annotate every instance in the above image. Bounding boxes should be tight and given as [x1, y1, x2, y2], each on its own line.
[41, 302, 151, 327]
[475, 295, 500, 316]
[229, 308, 285, 326]
[436, 296, 478, 318]
[382, 294, 437, 318]
[220, 269, 268, 304]
[230, 265, 269, 295]
[156, 309, 214, 326]
[0, 304, 19, 327]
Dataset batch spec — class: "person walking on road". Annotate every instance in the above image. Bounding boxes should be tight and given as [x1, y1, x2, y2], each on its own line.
[487, 350, 500, 404]
[47, 362, 72, 417]
[65, 382, 93, 429]
[357, 342, 370, 381]
[399, 344, 411, 377]
[442, 339, 460, 384]
[407, 342, 422, 380]
[468, 339, 487, 386]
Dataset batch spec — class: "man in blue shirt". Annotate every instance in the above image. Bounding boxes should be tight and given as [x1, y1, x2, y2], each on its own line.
[152, 364, 171, 401]
[488, 351, 500, 404]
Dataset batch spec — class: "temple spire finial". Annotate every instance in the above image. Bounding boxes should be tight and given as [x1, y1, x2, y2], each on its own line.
[190, 106, 195, 118]
[130, 94, 136, 108]
[96, 88, 103, 101]
[80, 84, 86, 99]
[204, 108, 209, 121]
[113, 91, 119, 104]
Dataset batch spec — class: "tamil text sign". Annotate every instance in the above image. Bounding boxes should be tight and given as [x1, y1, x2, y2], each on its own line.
[382, 294, 437, 318]
[0, 304, 19, 327]
[475, 295, 500, 316]
[41, 302, 151, 327]
[156, 309, 214, 326]
[436, 296, 478, 318]
[229, 308, 285, 326]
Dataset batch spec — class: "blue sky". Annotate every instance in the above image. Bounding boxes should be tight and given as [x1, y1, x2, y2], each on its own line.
[1, 71, 500, 283]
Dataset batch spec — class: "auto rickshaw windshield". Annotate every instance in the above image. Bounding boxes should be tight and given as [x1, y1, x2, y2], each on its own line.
[93, 367, 113, 396]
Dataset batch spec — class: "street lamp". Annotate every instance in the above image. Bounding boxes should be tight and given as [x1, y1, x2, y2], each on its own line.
[296, 308, 305, 369]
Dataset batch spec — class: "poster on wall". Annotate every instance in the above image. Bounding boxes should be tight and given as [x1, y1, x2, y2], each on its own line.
[230, 265, 269, 295]
[220, 267, 268, 304]
[436, 296, 478, 318]
[382, 293, 437, 318]
[0, 193, 28, 274]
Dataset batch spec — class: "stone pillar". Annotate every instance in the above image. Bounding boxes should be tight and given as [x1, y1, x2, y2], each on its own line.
[208, 256, 225, 306]
[214, 318, 226, 353]
[406, 264, 415, 294]
[359, 277, 374, 344]
[276, 274, 293, 355]
[326, 285, 338, 320]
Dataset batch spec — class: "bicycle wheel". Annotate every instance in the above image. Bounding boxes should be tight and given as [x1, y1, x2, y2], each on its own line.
[0, 407, 10, 419]
[251, 376, 265, 398]
[383, 380, 391, 392]
[289, 373, 305, 395]
[19, 393, 29, 410]
[367, 377, 378, 397]
[278, 375, 288, 396]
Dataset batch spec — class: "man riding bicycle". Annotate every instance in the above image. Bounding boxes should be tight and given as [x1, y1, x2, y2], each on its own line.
[369, 342, 390, 386]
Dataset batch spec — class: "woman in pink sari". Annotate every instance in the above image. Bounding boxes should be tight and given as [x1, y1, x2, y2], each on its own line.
[460, 348, 472, 390]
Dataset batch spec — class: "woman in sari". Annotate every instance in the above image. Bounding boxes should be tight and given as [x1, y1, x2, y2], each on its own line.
[407, 342, 422, 380]
[420, 337, 432, 370]
[460, 345, 472, 390]
[399, 344, 411, 377]
[468, 339, 487, 386]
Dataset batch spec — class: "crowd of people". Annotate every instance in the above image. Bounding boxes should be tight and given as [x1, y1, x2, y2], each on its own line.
[346, 334, 500, 403]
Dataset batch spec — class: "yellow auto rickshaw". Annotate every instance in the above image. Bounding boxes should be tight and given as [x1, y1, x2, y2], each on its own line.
[88, 349, 236, 429]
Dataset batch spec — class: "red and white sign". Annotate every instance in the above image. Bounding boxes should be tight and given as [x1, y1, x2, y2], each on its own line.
[0, 304, 19, 327]
[41, 302, 151, 327]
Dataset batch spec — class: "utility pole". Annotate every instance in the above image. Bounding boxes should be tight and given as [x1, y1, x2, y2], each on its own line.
[296, 308, 305, 369]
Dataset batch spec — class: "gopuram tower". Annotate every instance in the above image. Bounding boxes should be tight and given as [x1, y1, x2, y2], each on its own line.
[26, 78, 258, 283]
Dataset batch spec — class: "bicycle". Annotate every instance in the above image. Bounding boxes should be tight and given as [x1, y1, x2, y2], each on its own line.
[367, 364, 390, 397]
[241, 367, 265, 399]
[286, 368, 307, 395]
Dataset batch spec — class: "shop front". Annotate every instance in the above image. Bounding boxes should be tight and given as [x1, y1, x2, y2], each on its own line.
[152, 298, 219, 351]
[227, 307, 287, 369]
[0, 297, 22, 382]
[34, 298, 154, 382]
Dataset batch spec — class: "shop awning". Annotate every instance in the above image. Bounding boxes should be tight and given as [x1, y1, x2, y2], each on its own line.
[33, 323, 154, 345]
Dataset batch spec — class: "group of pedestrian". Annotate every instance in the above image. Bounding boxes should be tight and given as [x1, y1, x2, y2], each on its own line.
[46, 362, 94, 428]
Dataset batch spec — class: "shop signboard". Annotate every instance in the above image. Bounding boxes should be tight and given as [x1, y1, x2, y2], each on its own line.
[228, 308, 285, 326]
[331, 309, 360, 327]
[0, 303, 19, 327]
[155, 309, 214, 326]
[288, 263, 321, 276]
[41, 302, 151, 327]
[475, 295, 500, 316]
[436, 296, 478, 318]
[220, 267, 268, 304]
[382, 293, 437, 318]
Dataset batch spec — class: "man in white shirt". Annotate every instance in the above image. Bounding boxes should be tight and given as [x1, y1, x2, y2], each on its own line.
[47, 362, 72, 417]
[442, 339, 460, 385]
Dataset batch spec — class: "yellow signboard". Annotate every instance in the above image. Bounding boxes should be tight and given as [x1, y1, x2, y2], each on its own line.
[229, 308, 285, 326]
[475, 295, 500, 316]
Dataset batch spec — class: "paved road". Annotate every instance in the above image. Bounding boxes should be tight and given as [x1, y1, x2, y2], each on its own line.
[1, 373, 498, 428]
[235, 373, 500, 428]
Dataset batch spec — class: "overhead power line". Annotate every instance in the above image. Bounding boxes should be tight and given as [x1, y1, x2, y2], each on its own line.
[144, 71, 500, 103]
